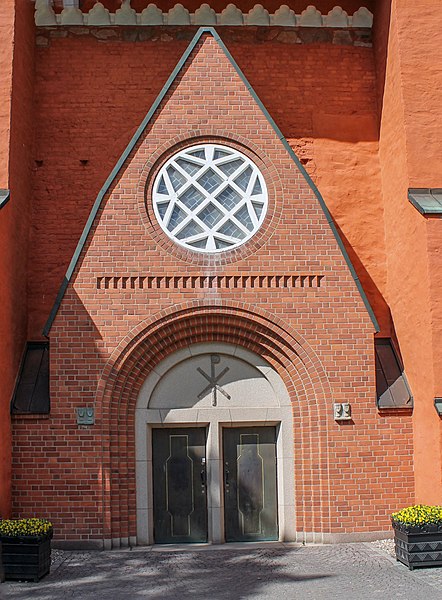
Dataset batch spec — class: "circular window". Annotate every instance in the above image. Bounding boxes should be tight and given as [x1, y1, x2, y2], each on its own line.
[152, 144, 268, 253]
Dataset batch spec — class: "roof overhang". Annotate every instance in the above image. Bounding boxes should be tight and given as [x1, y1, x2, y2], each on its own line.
[408, 188, 442, 215]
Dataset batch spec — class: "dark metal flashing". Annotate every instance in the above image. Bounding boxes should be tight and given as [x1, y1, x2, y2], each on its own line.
[11, 341, 50, 414]
[375, 338, 412, 410]
[434, 397, 442, 417]
[43, 26, 379, 335]
[408, 188, 442, 215]
[0, 189, 10, 209]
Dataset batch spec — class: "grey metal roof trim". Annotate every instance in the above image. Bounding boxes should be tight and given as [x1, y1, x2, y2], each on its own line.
[0, 189, 10, 209]
[408, 188, 442, 215]
[375, 338, 413, 410]
[10, 341, 50, 414]
[44, 26, 379, 335]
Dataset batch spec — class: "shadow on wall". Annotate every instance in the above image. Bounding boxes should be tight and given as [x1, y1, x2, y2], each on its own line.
[0, 547, 333, 600]
[234, 41, 380, 143]
[373, 0, 393, 124]
[334, 220, 391, 335]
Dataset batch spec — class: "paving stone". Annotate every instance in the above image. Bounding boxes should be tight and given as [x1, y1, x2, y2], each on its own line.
[1, 542, 442, 599]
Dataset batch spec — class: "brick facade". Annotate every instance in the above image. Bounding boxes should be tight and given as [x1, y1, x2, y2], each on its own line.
[27, 26, 387, 338]
[11, 31, 415, 545]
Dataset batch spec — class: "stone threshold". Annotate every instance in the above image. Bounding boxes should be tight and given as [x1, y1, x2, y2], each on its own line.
[52, 531, 392, 551]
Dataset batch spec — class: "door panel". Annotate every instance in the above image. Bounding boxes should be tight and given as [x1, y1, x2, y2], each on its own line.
[153, 427, 207, 543]
[223, 426, 278, 542]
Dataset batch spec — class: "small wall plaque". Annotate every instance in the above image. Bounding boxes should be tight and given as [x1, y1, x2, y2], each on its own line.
[334, 403, 351, 421]
[76, 407, 95, 425]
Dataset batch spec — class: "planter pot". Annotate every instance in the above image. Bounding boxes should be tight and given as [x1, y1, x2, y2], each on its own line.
[393, 526, 442, 570]
[0, 533, 52, 582]
[0, 541, 5, 583]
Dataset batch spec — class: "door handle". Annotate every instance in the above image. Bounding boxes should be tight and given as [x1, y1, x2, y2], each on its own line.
[200, 456, 206, 493]
[225, 464, 230, 492]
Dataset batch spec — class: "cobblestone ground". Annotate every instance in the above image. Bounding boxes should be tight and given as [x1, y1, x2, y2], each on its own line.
[1, 542, 442, 600]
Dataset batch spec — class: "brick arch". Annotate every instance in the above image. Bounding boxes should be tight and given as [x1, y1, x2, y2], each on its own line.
[94, 300, 333, 546]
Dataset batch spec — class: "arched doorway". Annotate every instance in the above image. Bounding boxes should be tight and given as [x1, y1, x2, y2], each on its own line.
[135, 342, 295, 544]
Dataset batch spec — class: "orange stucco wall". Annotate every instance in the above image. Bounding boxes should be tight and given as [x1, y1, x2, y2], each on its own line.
[0, 0, 34, 518]
[232, 39, 388, 332]
[0, 0, 14, 519]
[375, 0, 442, 502]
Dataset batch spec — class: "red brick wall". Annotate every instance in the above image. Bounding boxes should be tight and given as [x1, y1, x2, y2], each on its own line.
[13, 32, 414, 543]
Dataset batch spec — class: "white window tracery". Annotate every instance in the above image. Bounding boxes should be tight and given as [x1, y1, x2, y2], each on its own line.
[152, 144, 268, 253]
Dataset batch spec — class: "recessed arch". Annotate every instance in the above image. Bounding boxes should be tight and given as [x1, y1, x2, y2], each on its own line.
[94, 300, 334, 547]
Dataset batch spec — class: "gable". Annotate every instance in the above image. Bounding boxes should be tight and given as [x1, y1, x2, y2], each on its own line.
[44, 26, 378, 335]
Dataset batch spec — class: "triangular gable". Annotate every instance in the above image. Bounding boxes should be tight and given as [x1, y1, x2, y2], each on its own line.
[43, 26, 379, 335]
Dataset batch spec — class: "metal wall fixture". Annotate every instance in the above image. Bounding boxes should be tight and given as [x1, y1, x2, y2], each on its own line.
[333, 402, 351, 421]
[434, 398, 442, 417]
[76, 407, 95, 425]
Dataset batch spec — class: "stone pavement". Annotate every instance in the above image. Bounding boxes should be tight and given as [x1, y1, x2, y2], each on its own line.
[1, 542, 442, 600]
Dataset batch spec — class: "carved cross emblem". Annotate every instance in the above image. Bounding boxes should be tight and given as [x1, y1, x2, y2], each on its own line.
[197, 354, 231, 407]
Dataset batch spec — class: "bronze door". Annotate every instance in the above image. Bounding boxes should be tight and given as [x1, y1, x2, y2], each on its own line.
[153, 427, 207, 543]
[223, 426, 278, 542]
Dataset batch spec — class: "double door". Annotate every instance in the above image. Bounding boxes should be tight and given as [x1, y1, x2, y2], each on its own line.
[152, 426, 278, 543]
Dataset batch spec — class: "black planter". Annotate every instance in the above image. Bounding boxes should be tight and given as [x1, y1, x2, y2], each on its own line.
[0, 541, 5, 583]
[0, 533, 52, 582]
[393, 525, 442, 570]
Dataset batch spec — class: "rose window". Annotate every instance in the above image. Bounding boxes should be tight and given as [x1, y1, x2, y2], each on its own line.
[152, 144, 268, 252]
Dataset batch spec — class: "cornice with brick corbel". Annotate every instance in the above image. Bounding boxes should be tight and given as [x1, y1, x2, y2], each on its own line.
[34, 1, 373, 28]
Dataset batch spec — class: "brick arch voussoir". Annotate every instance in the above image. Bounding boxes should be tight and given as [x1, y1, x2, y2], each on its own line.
[98, 301, 333, 421]
[96, 301, 332, 543]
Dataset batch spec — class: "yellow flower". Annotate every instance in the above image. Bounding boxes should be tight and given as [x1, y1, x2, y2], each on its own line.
[0, 518, 53, 537]
[392, 505, 442, 528]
